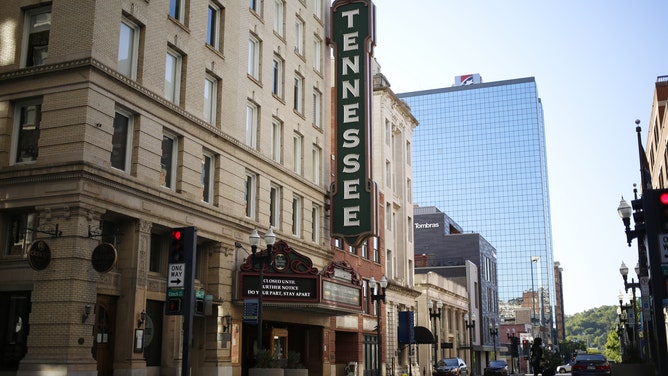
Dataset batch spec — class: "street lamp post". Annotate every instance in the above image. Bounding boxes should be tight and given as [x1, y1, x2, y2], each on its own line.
[506, 328, 517, 374]
[429, 300, 443, 365]
[618, 291, 636, 361]
[530, 256, 540, 331]
[249, 227, 276, 352]
[489, 322, 499, 360]
[464, 313, 476, 376]
[619, 261, 640, 357]
[370, 276, 388, 376]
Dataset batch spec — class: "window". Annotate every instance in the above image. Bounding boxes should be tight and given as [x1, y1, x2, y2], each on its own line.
[408, 217, 413, 241]
[312, 0, 323, 20]
[23, 6, 51, 67]
[118, 17, 139, 79]
[293, 75, 304, 113]
[292, 195, 302, 237]
[248, 35, 261, 79]
[293, 133, 303, 174]
[161, 134, 177, 189]
[385, 121, 391, 145]
[312, 89, 322, 127]
[111, 109, 133, 171]
[13, 99, 42, 164]
[385, 203, 391, 230]
[385, 160, 391, 186]
[3, 211, 36, 256]
[273, 0, 284, 36]
[169, 0, 185, 23]
[294, 17, 305, 55]
[272, 56, 284, 97]
[311, 145, 321, 185]
[406, 141, 412, 165]
[349, 245, 355, 254]
[206, 3, 221, 49]
[271, 118, 282, 163]
[246, 102, 259, 148]
[165, 49, 182, 104]
[334, 238, 343, 250]
[372, 237, 380, 263]
[270, 184, 281, 229]
[204, 74, 218, 124]
[250, 0, 263, 16]
[245, 172, 257, 219]
[361, 239, 369, 259]
[362, 280, 369, 314]
[201, 152, 214, 203]
[313, 37, 322, 73]
[311, 204, 320, 243]
[407, 179, 412, 202]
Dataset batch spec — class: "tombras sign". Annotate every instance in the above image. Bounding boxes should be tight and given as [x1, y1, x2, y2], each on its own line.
[330, 0, 378, 247]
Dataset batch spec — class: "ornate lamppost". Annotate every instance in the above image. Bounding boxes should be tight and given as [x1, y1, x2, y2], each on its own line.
[249, 227, 276, 351]
[429, 300, 443, 365]
[489, 322, 499, 360]
[370, 276, 388, 376]
[464, 313, 477, 376]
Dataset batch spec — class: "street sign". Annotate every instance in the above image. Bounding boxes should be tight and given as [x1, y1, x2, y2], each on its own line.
[168, 263, 185, 287]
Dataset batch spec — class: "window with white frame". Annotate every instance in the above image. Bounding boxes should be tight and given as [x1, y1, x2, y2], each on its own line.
[312, 89, 322, 127]
[407, 178, 412, 202]
[161, 134, 178, 189]
[118, 17, 139, 79]
[273, 0, 284, 36]
[204, 73, 218, 124]
[311, 145, 321, 185]
[293, 74, 304, 113]
[111, 108, 133, 172]
[293, 133, 303, 175]
[407, 217, 413, 242]
[2, 211, 36, 256]
[372, 236, 380, 263]
[246, 102, 259, 148]
[201, 151, 214, 203]
[313, 37, 322, 73]
[245, 171, 257, 219]
[292, 195, 302, 237]
[385, 160, 391, 186]
[334, 238, 343, 250]
[272, 56, 284, 97]
[23, 6, 51, 67]
[250, 0, 263, 16]
[311, 204, 320, 243]
[361, 239, 369, 259]
[248, 35, 261, 79]
[169, 0, 185, 23]
[312, 0, 323, 20]
[206, 2, 222, 50]
[385, 120, 391, 145]
[13, 98, 42, 164]
[271, 118, 282, 163]
[165, 49, 182, 104]
[385, 203, 391, 230]
[294, 17, 305, 55]
[270, 184, 281, 229]
[406, 141, 412, 165]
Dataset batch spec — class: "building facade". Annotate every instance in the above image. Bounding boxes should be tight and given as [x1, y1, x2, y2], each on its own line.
[0, 1, 347, 376]
[398, 76, 557, 343]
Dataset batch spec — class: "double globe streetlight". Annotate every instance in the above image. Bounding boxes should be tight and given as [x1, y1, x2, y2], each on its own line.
[369, 276, 388, 376]
[489, 322, 499, 360]
[429, 300, 443, 364]
[248, 227, 276, 351]
[464, 313, 476, 376]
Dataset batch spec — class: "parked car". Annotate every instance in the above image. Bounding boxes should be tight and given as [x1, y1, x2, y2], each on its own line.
[556, 362, 573, 373]
[571, 354, 611, 376]
[483, 360, 508, 376]
[434, 358, 468, 376]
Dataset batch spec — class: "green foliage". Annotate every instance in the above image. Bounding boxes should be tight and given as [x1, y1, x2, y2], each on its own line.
[604, 329, 622, 363]
[286, 351, 305, 369]
[254, 349, 277, 368]
[564, 305, 618, 351]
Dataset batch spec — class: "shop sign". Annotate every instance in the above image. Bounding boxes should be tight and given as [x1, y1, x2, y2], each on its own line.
[241, 275, 319, 301]
[27, 240, 51, 271]
[322, 280, 361, 306]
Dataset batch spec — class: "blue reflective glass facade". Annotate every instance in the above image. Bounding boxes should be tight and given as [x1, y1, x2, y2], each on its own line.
[398, 77, 555, 323]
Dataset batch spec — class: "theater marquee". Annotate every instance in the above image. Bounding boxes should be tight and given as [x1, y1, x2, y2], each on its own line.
[330, 0, 378, 247]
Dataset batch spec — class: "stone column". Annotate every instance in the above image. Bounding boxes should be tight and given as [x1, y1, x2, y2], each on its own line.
[18, 205, 101, 376]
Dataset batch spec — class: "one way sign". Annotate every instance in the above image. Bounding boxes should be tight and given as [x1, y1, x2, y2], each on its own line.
[168, 263, 185, 287]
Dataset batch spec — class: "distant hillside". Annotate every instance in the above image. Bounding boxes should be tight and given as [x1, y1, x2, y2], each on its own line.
[564, 305, 618, 350]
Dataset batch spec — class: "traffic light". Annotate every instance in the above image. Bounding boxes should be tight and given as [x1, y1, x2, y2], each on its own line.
[169, 229, 184, 263]
[658, 191, 668, 232]
[166, 297, 182, 314]
[522, 340, 530, 356]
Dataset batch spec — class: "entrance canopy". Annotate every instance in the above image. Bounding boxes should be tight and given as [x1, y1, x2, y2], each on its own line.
[413, 326, 435, 344]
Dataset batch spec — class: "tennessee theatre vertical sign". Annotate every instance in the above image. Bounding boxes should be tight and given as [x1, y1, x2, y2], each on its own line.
[331, 0, 378, 247]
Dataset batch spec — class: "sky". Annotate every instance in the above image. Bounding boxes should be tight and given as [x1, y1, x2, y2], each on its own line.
[370, 0, 668, 315]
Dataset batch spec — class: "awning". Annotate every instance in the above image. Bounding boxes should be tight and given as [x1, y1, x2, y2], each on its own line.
[413, 326, 435, 344]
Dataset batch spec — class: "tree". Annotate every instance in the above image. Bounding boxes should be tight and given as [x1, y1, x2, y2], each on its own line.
[604, 329, 622, 363]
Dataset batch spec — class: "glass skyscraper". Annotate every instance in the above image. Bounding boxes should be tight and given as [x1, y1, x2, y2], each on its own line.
[398, 77, 556, 326]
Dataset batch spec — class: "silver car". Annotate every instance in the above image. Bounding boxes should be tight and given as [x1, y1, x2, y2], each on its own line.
[556, 362, 573, 373]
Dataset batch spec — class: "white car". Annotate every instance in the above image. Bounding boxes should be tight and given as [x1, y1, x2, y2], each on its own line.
[556, 362, 573, 373]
